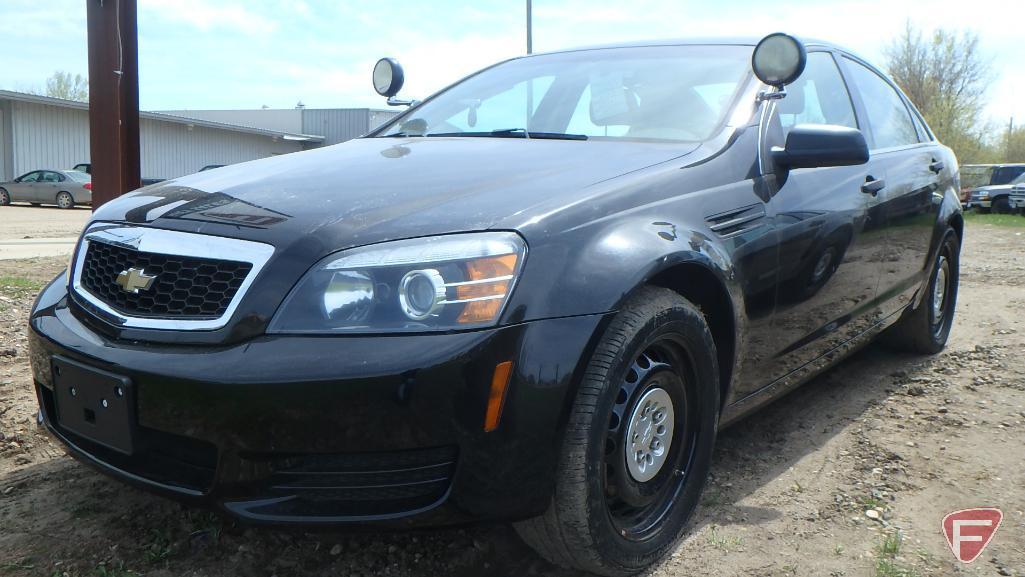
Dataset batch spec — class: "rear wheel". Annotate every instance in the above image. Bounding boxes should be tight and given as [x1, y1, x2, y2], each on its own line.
[0, 188, 9, 206]
[515, 287, 719, 576]
[880, 228, 959, 354]
[56, 191, 75, 209]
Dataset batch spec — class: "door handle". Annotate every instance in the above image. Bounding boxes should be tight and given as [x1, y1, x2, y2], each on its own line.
[929, 160, 945, 174]
[861, 176, 885, 196]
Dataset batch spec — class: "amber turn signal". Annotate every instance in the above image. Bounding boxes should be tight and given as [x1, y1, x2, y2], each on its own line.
[457, 254, 518, 324]
[484, 361, 514, 432]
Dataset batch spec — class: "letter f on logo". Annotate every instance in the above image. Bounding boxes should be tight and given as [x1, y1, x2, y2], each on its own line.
[942, 508, 1002, 563]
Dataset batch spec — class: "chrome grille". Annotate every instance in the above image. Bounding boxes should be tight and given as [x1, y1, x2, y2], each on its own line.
[71, 224, 274, 330]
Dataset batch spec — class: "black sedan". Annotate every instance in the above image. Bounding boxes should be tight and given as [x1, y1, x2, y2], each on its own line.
[28, 34, 961, 576]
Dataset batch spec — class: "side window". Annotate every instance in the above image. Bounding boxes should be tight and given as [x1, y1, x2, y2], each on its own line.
[20, 172, 41, 183]
[776, 52, 857, 135]
[842, 58, 919, 149]
[909, 107, 932, 142]
[42, 172, 61, 183]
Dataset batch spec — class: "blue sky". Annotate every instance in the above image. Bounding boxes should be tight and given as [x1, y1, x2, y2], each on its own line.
[1, 0, 1022, 127]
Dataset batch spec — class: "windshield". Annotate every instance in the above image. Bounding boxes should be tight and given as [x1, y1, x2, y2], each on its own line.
[378, 45, 752, 142]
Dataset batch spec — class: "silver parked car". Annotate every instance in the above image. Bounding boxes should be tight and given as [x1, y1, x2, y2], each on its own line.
[0, 169, 92, 209]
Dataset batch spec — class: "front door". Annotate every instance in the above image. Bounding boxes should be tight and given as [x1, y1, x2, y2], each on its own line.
[757, 51, 888, 384]
[9, 171, 42, 202]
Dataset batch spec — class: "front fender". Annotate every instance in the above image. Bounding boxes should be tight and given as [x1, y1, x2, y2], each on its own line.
[503, 213, 741, 324]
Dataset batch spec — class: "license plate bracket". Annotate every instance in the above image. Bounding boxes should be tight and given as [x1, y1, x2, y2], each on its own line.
[52, 356, 135, 455]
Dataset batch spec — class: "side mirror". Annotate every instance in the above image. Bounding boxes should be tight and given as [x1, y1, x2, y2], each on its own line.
[772, 124, 870, 169]
[372, 58, 405, 97]
[752, 33, 807, 88]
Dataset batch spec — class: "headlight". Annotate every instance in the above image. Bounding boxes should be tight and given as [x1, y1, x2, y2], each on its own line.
[268, 232, 526, 333]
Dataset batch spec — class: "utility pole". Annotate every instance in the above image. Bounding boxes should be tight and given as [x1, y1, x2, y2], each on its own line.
[87, 0, 141, 209]
[526, 0, 533, 54]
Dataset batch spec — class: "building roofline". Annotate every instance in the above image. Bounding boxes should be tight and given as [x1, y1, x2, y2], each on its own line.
[0, 90, 325, 143]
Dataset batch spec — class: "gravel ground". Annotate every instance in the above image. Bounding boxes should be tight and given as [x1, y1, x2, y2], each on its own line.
[0, 221, 1023, 577]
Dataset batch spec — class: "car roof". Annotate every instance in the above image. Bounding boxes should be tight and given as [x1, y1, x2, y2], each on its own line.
[539, 36, 845, 54]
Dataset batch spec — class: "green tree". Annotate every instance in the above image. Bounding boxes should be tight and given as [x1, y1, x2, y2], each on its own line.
[40, 71, 89, 102]
[884, 22, 993, 163]
[1004, 125, 1025, 163]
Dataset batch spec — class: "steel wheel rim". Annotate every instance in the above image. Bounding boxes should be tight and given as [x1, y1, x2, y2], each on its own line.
[812, 247, 835, 281]
[930, 255, 951, 336]
[932, 256, 948, 321]
[602, 337, 697, 541]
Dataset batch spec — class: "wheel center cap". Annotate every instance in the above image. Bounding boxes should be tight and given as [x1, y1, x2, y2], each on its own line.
[625, 386, 675, 483]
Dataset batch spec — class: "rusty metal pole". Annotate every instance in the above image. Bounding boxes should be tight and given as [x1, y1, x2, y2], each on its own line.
[87, 0, 140, 210]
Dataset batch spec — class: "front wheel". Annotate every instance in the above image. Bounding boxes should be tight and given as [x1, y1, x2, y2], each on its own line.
[0, 188, 9, 206]
[992, 196, 1012, 214]
[515, 287, 719, 576]
[56, 191, 75, 209]
[880, 227, 959, 354]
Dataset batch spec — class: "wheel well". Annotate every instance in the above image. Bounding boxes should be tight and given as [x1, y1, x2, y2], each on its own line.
[648, 264, 735, 410]
[949, 212, 964, 244]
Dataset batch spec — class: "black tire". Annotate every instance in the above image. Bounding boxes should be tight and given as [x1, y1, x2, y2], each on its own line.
[880, 228, 959, 354]
[0, 188, 9, 206]
[56, 191, 75, 209]
[992, 196, 1012, 214]
[515, 287, 719, 576]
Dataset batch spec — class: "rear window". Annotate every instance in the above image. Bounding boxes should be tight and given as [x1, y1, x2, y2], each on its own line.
[65, 171, 91, 182]
[990, 166, 1025, 185]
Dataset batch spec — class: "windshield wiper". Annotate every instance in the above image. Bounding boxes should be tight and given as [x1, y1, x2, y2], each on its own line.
[425, 128, 588, 141]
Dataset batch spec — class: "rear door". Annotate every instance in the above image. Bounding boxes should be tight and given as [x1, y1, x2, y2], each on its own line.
[839, 56, 945, 316]
[754, 50, 888, 386]
[40, 171, 64, 204]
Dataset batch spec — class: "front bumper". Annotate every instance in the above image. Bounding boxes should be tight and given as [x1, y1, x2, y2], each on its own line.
[29, 275, 607, 526]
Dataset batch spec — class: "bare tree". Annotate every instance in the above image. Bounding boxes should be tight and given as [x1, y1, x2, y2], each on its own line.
[38, 71, 89, 102]
[884, 22, 993, 162]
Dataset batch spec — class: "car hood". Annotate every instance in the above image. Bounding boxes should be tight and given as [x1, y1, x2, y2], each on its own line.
[973, 184, 1012, 194]
[93, 137, 699, 255]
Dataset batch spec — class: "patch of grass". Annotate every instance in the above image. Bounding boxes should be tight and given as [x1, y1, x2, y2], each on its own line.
[700, 490, 724, 507]
[91, 561, 138, 577]
[0, 275, 46, 298]
[143, 527, 173, 564]
[185, 510, 224, 542]
[860, 496, 886, 510]
[706, 526, 743, 553]
[963, 211, 1025, 227]
[873, 532, 920, 577]
[0, 558, 36, 571]
[878, 532, 902, 557]
[834, 543, 845, 556]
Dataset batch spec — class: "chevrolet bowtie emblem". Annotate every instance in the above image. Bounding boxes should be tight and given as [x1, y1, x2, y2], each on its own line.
[115, 268, 156, 294]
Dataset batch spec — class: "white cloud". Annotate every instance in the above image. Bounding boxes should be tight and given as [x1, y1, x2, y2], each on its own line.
[140, 0, 278, 35]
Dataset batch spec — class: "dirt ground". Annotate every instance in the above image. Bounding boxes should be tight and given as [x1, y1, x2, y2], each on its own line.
[1, 221, 1023, 577]
[0, 205, 91, 240]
